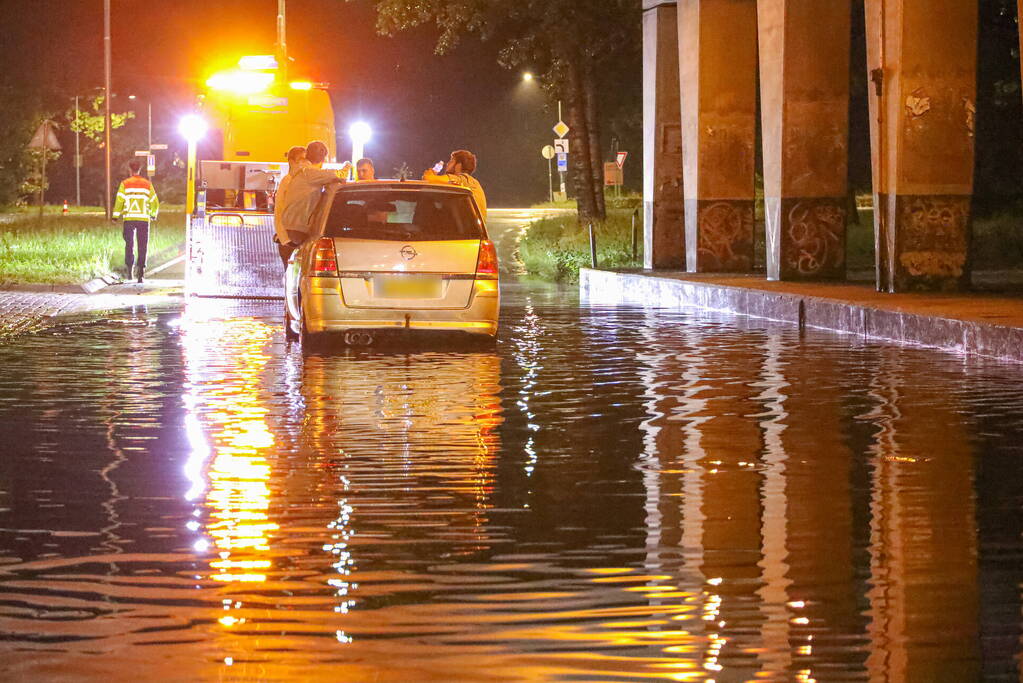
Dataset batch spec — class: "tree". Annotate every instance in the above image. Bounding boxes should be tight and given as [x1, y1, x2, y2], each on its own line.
[0, 87, 45, 206]
[64, 95, 135, 206]
[362, 0, 640, 222]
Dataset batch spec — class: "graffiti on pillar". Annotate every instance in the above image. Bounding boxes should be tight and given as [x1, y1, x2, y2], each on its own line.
[963, 98, 976, 138]
[785, 200, 846, 276]
[697, 202, 754, 272]
[905, 92, 932, 118]
[897, 195, 970, 281]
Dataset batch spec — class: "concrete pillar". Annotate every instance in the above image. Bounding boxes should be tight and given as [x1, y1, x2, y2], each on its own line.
[865, 0, 978, 292]
[643, 1, 685, 269]
[758, 0, 851, 281]
[678, 0, 759, 273]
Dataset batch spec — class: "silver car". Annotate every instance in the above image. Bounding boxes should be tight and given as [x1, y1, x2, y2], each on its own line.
[284, 181, 499, 348]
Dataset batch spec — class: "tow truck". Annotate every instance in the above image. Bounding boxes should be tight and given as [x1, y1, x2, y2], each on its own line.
[184, 5, 341, 299]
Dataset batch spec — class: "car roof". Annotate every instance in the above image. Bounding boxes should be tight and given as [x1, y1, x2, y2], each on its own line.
[336, 180, 472, 196]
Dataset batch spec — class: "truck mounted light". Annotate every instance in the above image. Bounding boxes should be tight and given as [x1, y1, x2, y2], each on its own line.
[206, 70, 275, 95]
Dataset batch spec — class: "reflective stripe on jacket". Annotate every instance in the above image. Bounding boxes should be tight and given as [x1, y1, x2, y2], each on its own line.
[113, 175, 160, 222]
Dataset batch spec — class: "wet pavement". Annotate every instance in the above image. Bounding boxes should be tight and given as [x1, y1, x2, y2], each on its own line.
[0, 290, 177, 341]
[1, 278, 1023, 681]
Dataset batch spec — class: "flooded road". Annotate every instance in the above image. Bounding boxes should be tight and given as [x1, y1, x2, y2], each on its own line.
[1, 281, 1023, 681]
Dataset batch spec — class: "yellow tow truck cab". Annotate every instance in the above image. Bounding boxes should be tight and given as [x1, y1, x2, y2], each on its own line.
[202, 55, 337, 163]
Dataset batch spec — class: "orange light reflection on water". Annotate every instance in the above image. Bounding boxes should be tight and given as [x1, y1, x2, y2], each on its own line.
[181, 315, 278, 586]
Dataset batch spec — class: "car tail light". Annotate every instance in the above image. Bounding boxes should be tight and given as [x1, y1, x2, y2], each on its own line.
[475, 240, 498, 279]
[311, 237, 338, 277]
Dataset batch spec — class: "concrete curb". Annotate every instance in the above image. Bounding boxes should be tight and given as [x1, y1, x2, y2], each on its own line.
[580, 268, 1023, 364]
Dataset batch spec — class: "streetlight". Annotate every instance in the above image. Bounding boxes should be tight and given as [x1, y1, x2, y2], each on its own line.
[128, 94, 153, 150]
[178, 114, 208, 215]
[522, 72, 534, 82]
[349, 121, 372, 170]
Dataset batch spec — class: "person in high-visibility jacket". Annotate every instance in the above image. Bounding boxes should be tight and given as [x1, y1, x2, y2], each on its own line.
[112, 160, 160, 283]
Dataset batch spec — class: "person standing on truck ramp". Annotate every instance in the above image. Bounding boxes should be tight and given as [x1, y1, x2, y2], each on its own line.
[112, 159, 160, 283]
[422, 149, 487, 220]
[273, 145, 307, 268]
[277, 140, 351, 251]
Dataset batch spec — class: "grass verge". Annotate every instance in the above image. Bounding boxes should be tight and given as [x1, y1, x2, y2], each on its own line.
[0, 211, 186, 285]
[520, 209, 643, 283]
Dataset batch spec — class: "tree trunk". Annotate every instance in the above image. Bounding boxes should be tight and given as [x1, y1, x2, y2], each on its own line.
[564, 58, 598, 222]
[582, 59, 606, 221]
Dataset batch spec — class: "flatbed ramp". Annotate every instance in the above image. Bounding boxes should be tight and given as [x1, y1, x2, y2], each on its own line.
[186, 212, 284, 299]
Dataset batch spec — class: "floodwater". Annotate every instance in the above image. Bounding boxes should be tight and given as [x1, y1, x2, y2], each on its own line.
[1, 281, 1022, 681]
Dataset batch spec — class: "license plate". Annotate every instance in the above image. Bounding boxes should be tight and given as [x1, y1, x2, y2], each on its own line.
[373, 275, 442, 299]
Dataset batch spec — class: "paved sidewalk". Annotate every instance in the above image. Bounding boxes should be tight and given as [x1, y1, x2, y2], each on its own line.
[0, 289, 178, 340]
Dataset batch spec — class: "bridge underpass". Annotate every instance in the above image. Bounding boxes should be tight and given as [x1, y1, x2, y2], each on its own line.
[643, 0, 981, 294]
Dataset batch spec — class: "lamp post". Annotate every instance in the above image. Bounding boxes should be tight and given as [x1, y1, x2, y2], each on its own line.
[128, 94, 152, 150]
[103, 0, 112, 219]
[349, 121, 372, 175]
[178, 114, 208, 216]
[521, 72, 565, 202]
[74, 96, 81, 206]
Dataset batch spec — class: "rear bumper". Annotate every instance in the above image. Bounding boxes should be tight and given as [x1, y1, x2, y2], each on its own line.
[301, 278, 499, 337]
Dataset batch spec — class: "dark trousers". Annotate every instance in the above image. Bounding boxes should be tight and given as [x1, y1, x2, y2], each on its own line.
[277, 240, 296, 269]
[123, 221, 150, 272]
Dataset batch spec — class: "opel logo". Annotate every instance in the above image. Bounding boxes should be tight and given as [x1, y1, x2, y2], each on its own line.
[400, 245, 418, 261]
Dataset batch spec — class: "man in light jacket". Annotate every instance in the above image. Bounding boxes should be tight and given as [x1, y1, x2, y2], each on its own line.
[422, 149, 487, 220]
[273, 145, 307, 268]
[276, 140, 350, 257]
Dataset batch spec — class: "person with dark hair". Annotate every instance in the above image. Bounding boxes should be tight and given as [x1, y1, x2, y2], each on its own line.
[277, 140, 351, 248]
[423, 149, 487, 219]
[355, 158, 376, 182]
[112, 159, 160, 283]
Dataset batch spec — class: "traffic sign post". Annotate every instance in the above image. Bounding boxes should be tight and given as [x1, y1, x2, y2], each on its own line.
[28, 120, 61, 217]
[604, 162, 623, 187]
[541, 145, 556, 202]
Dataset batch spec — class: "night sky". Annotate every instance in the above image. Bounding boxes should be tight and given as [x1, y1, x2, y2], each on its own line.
[1, 0, 560, 205]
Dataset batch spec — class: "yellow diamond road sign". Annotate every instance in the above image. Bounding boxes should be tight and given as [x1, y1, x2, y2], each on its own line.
[553, 121, 570, 138]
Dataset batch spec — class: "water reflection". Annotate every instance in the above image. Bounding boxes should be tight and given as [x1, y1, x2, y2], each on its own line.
[863, 348, 980, 681]
[0, 287, 1020, 680]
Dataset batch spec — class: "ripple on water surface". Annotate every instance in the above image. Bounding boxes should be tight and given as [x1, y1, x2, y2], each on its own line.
[0, 283, 1022, 680]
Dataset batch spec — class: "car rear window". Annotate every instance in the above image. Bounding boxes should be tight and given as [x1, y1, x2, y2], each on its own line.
[325, 189, 483, 241]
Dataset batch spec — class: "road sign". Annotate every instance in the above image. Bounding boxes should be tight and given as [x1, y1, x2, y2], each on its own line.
[28, 120, 61, 151]
[554, 139, 569, 155]
[541, 145, 556, 160]
[147, 154, 156, 174]
[557, 153, 568, 172]
[134, 150, 150, 157]
[616, 151, 628, 169]
[553, 120, 570, 138]
[149, 143, 168, 151]
[604, 162, 623, 186]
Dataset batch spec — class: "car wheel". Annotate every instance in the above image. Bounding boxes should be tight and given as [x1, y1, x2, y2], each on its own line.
[284, 307, 299, 342]
[299, 312, 324, 353]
